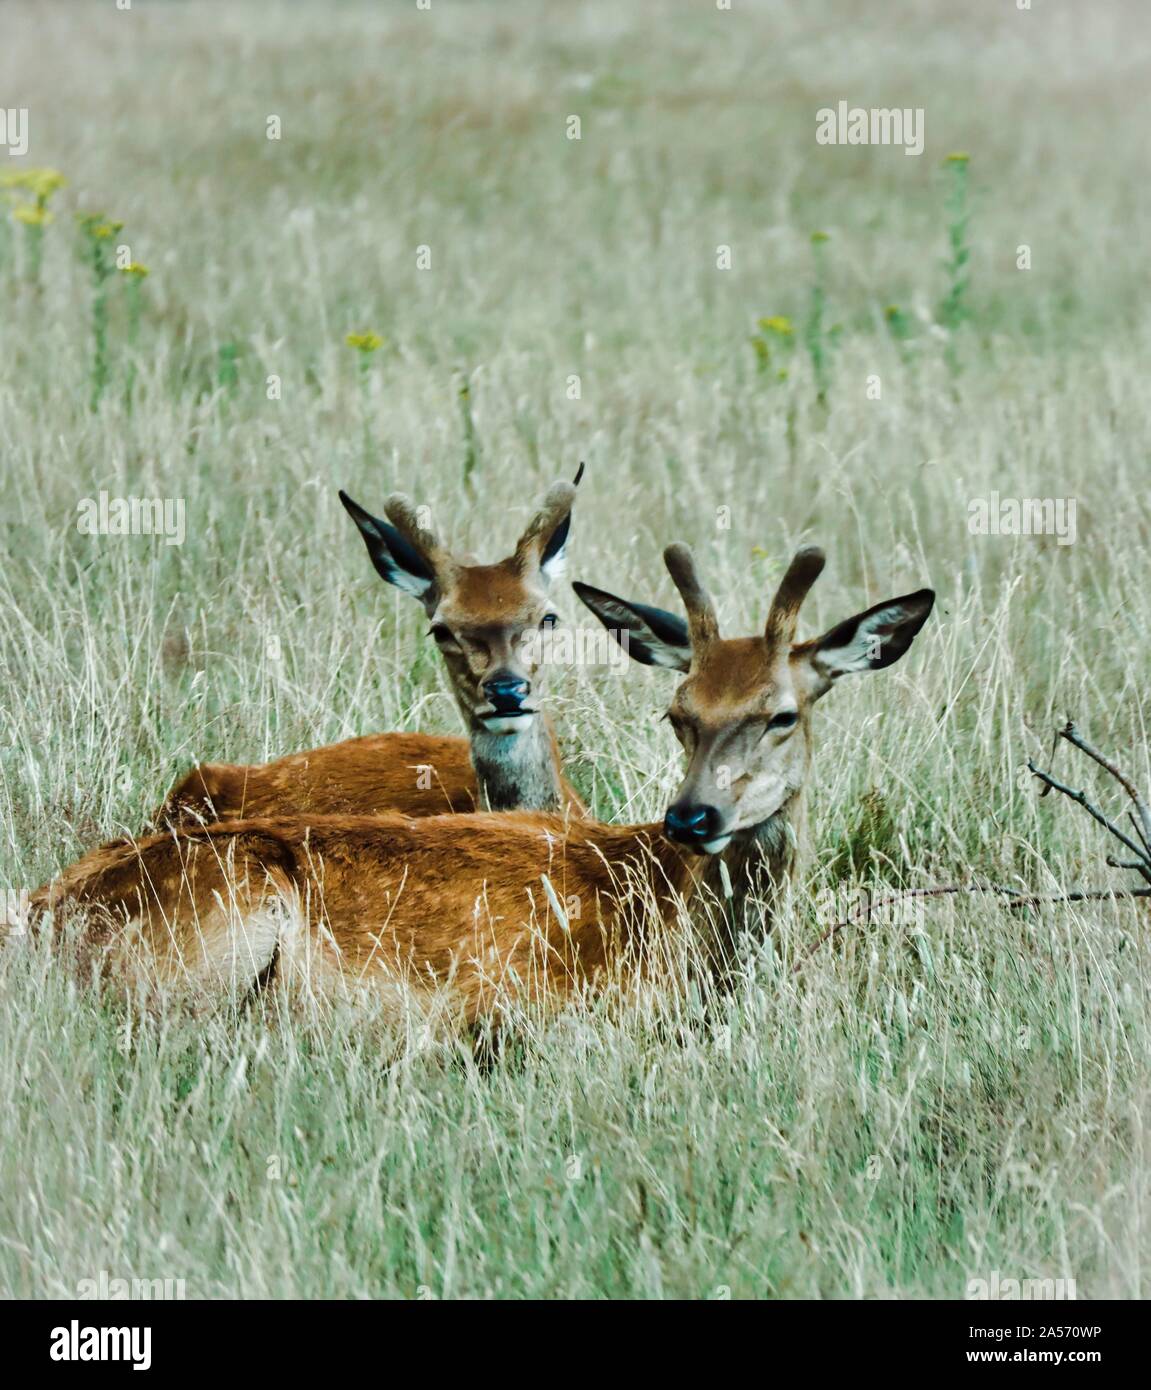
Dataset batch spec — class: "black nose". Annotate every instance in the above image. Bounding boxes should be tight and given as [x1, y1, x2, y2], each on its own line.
[483, 675, 530, 712]
[663, 803, 721, 845]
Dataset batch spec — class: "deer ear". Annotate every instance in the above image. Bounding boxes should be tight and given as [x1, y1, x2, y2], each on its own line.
[339, 490, 438, 607]
[573, 581, 691, 672]
[537, 463, 584, 579]
[514, 481, 577, 584]
[798, 589, 935, 691]
[539, 508, 571, 583]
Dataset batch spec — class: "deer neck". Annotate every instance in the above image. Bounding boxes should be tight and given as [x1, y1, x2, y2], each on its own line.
[720, 796, 802, 897]
[610, 793, 803, 943]
[469, 714, 566, 812]
[692, 792, 804, 966]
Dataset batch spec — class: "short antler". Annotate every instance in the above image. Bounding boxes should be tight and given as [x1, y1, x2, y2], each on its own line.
[765, 546, 826, 646]
[663, 544, 720, 650]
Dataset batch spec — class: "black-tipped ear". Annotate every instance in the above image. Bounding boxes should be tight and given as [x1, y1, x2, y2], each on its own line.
[573, 581, 691, 672]
[339, 490, 437, 604]
[540, 510, 571, 581]
[801, 588, 935, 684]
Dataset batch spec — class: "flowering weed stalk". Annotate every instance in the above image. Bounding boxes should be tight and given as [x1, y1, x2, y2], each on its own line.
[884, 304, 913, 342]
[346, 332, 384, 462]
[749, 315, 794, 381]
[77, 212, 122, 411]
[121, 262, 149, 411]
[2, 168, 66, 285]
[937, 153, 971, 344]
[805, 231, 832, 405]
[458, 369, 478, 490]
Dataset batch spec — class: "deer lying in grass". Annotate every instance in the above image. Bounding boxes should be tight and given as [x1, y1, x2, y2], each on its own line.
[35, 545, 933, 1024]
[155, 475, 584, 825]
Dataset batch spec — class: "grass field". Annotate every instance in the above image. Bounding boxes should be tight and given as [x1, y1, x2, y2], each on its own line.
[2, 0, 1150, 1299]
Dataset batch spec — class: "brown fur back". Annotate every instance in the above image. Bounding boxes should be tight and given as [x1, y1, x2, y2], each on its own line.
[154, 731, 584, 827]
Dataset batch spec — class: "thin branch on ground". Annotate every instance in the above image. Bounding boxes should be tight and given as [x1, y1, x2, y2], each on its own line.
[798, 721, 1151, 971]
[796, 881, 1150, 971]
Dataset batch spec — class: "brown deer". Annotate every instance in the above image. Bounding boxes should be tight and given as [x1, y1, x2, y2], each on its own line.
[35, 545, 933, 1025]
[155, 473, 585, 825]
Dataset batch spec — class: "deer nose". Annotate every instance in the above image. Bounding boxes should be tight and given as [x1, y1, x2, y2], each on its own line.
[663, 803, 721, 846]
[483, 675, 530, 712]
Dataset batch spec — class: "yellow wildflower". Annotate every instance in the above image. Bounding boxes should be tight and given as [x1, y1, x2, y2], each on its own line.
[810, 230, 830, 244]
[120, 262, 149, 278]
[0, 167, 66, 199]
[13, 203, 52, 226]
[944, 152, 969, 164]
[346, 331, 384, 352]
[758, 315, 793, 336]
[27, 168, 67, 200]
[76, 213, 123, 239]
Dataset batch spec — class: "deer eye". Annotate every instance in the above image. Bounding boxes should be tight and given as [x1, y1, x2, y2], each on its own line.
[767, 710, 799, 733]
[540, 613, 559, 629]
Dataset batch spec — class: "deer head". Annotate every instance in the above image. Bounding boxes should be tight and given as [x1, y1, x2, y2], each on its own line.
[340, 477, 578, 735]
[575, 546, 934, 854]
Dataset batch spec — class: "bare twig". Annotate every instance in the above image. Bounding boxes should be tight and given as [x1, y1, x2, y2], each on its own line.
[796, 881, 1150, 971]
[1027, 761, 1151, 881]
[1059, 721, 1151, 858]
[799, 722, 1151, 972]
[1001, 887, 1151, 909]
